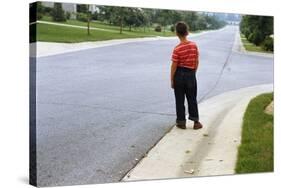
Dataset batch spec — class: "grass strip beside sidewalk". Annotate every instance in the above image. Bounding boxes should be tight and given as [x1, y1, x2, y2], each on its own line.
[240, 34, 272, 54]
[235, 92, 273, 173]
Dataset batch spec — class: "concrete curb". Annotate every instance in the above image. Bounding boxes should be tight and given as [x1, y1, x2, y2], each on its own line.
[122, 84, 273, 181]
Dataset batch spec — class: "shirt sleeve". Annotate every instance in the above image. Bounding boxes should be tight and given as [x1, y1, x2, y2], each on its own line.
[171, 48, 179, 63]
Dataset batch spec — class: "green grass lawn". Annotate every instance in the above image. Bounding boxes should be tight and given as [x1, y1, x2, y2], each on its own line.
[235, 92, 273, 173]
[240, 34, 271, 53]
[37, 16, 175, 42]
[37, 23, 157, 43]
[41, 16, 122, 31]
[41, 16, 176, 35]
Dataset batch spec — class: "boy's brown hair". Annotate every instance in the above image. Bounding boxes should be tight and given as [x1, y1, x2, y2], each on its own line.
[175, 21, 189, 37]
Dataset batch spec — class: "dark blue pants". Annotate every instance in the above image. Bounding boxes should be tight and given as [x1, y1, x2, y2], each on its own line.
[174, 67, 199, 124]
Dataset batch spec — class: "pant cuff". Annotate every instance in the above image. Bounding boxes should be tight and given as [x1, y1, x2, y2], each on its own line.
[176, 120, 186, 125]
[188, 116, 199, 122]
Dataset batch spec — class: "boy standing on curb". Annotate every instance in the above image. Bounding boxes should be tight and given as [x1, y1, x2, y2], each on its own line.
[170, 21, 203, 130]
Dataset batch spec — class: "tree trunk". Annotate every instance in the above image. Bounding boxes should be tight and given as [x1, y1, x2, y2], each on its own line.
[119, 17, 123, 34]
[87, 5, 90, 36]
[87, 17, 90, 35]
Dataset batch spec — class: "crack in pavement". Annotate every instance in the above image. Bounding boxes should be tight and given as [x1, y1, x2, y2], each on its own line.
[198, 30, 236, 103]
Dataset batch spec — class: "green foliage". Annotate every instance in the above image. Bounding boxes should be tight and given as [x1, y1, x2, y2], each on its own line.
[205, 15, 227, 29]
[97, 6, 225, 33]
[262, 36, 274, 52]
[195, 15, 208, 30]
[125, 8, 145, 30]
[36, 2, 44, 20]
[51, 3, 66, 22]
[76, 12, 88, 22]
[248, 30, 263, 45]
[182, 12, 198, 31]
[155, 10, 173, 27]
[91, 12, 99, 20]
[39, 3, 53, 18]
[66, 12, 71, 20]
[43, 7, 53, 16]
[170, 25, 175, 32]
[155, 25, 162, 32]
[77, 4, 89, 13]
[98, 6, 149, 32]
[240, 15, 273, 48]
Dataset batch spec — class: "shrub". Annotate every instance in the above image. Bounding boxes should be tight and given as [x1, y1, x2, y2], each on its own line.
[262, 36, 274, 52]
[66, 12, 71, 20]
[51, 3, 66, 22]
[252, 30, 264, 45]
[247, 30, 264, 46]
[36, 2, 44, 20]
[77, 12, 88, 22]
[92, 12, 99, 20]
[170, 25, 175, 32]
[37, 12, 43, 20]
[155, 25, 162, 32]
[43, 6, 53, 16]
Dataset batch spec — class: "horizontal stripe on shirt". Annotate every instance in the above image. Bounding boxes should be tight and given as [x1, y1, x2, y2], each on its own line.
[171, 41, 199, 69]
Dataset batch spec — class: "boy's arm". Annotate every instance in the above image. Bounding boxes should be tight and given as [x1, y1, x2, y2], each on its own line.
[170, 61, 177, 89]
[195, 59, 199, 71]
[195, 45, 199, 71]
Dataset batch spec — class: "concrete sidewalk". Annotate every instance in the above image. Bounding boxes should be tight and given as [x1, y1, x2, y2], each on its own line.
[122, 84, 273, 181]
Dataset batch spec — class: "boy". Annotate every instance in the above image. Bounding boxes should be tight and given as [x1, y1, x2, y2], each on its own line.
[170, 21, 203, 130]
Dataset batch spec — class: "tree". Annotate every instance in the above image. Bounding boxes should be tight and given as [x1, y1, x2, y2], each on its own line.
[116, 7, 130, 34]
[169, 10, 183, 25]
[36, 2, 44, 20]
[205, 15, 226, 29]
[98, 6, 130, 34]
[155, 10, 173, 33]
[124, 8, 139, 31]
[196, 15, 208, 30]
[52, 3, 66, 22]
[182, 12, 198, 31]
[77, 4, 88, 13]
[139, 10, 150, 32]
[240, 15, 273, 46]
[76, 4, 91, 35]
[96, 5, 226, 34]
[86, 5, 91, 36]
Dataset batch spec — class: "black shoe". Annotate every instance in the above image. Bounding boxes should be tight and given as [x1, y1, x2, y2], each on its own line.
[176, 123, 186, 129]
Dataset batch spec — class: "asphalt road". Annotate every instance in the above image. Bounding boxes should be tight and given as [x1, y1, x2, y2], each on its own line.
[34, 26, 273, 186]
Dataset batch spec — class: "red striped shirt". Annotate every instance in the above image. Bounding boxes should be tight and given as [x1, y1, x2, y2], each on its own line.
[171, 41, 199, 69]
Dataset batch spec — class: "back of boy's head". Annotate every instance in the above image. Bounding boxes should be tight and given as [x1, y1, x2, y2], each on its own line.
[175, 21, 189, 37]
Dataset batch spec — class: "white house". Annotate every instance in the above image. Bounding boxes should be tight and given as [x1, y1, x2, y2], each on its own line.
[41, 1, 98, 19]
